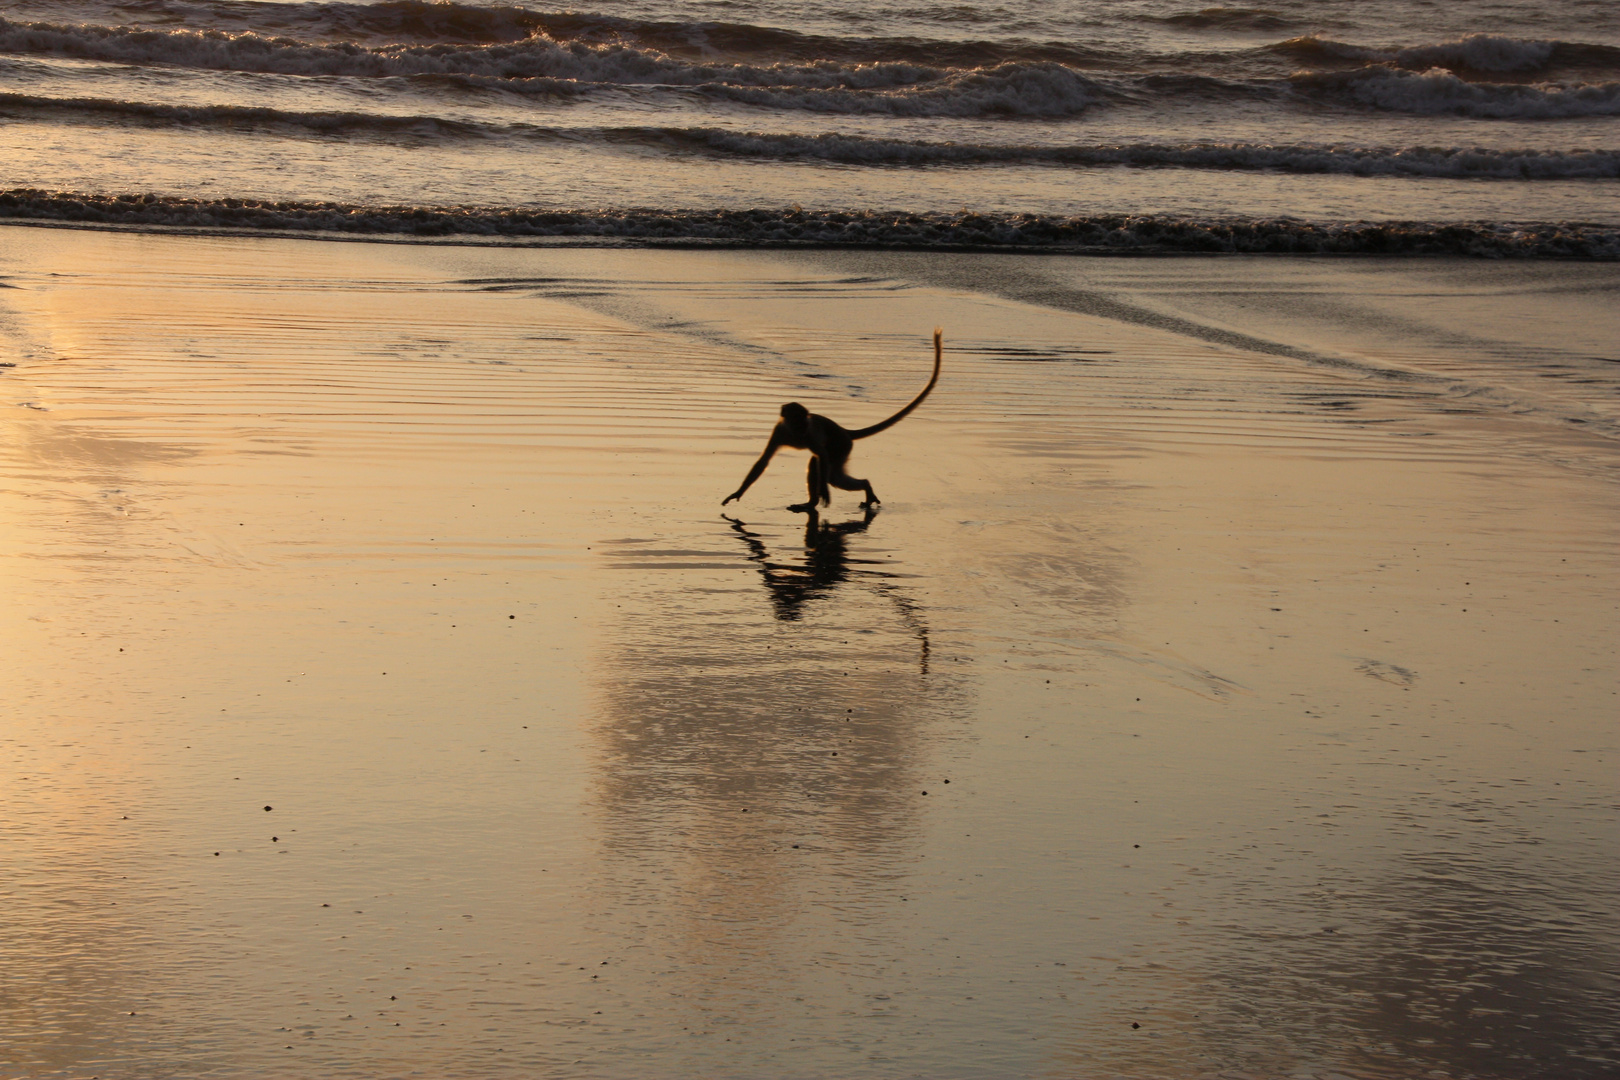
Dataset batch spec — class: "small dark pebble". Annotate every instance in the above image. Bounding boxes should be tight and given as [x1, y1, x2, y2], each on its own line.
[1132, 1022, 1140, 1029]
[271, 836, 279, 842]
[264, 805, 273, 812]
[214, 852, 220, 856]
[509, 615, 515, 619]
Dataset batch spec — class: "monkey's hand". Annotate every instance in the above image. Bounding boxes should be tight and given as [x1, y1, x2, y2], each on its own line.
[721, 491, 743, 506]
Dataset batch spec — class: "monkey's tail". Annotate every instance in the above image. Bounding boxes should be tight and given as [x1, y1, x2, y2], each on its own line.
[848, 328, 942, 441]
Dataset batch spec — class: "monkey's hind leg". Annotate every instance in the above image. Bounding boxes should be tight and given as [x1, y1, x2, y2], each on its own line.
[788, 457, 822, 513]
[826, 466, 879, 507]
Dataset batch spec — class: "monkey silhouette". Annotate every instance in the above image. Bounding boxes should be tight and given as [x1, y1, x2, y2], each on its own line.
[722, 329, 941, 512]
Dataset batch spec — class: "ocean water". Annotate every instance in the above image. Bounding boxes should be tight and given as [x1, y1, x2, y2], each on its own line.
[0, 0, 1617, 252]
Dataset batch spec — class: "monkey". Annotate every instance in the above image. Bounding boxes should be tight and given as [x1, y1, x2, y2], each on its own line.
[722, 329, 941, 512]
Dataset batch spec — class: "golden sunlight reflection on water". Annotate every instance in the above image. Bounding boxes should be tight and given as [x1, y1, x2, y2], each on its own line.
[0, 228, 1616, 1078]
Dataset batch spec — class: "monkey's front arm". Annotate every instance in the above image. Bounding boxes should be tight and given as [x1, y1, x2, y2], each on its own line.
[721, 432, 782, 505]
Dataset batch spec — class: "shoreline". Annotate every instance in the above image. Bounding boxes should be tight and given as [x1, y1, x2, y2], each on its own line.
[4, 191, 1618, 258]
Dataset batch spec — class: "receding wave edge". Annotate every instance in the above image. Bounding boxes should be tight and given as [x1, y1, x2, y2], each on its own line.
[1, 191, 1614, 258]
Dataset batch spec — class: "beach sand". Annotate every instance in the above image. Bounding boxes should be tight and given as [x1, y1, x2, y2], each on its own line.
[2, 226, 1616, 1079]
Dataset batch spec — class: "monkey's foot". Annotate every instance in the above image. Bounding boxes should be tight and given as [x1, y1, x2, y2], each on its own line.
[859, 498, 881, 508]
[787, 501, 818, 513]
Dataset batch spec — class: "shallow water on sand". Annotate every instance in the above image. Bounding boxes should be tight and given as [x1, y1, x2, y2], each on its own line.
[1, 228, 1617, 1079]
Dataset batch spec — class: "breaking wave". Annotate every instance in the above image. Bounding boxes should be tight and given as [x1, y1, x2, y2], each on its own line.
[0, 16, 1110, 117]
[3, 190, 1615, 258]
[1293, 66, 1620, 119]
[1273, 33, 1620, 76]
[9, 0, 1115, 65]
[0, 15, 910, 83]
[695, 63, 1107, 117]
[7, 13, 1616, 123]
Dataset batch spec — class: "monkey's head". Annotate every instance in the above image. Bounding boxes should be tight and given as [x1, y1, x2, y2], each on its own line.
[779, 402, 809, 427]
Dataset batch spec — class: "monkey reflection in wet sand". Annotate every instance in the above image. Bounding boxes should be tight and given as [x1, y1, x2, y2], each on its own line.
[722, 329, 942, 512]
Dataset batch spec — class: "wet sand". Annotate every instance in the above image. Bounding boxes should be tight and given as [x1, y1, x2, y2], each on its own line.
[1, 226, 1616, 1079]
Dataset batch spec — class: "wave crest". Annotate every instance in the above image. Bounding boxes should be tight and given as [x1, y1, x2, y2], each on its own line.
[699, 62, 1106, 117]
[1273, 33, 1620, 76]
[0, 15, 1105, 116]
[0, 16, 887, 83]
[1293, 67, 1620, 119]
[26, 1, 1111, 67]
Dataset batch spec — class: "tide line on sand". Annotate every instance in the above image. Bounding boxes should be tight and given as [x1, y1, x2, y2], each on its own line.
[3, 190, 1618, 258]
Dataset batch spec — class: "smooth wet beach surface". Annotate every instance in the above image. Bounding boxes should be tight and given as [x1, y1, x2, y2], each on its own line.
[1, 228, 1617, 1078]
